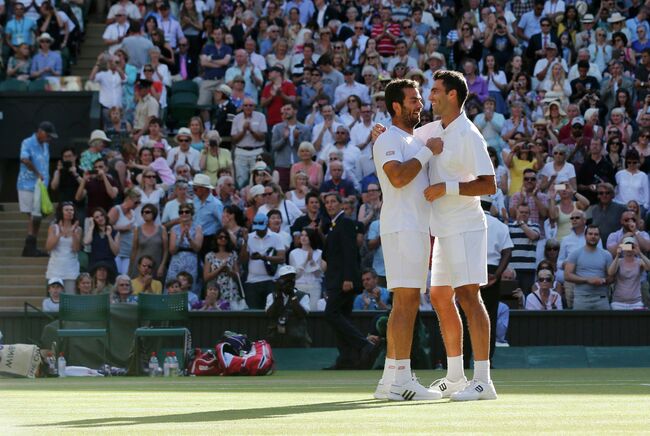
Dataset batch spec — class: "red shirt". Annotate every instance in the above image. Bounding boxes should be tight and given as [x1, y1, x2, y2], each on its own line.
[261, 80, 297, 127]
[371, 22, 401, 57]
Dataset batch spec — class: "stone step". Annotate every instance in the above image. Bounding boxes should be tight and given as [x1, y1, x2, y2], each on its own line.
[0, 284, 47, 295]
[0, 203, 20, 211]
[2, 276, 48, 287]
[0, 246, 50, 256]
[0, 256, 49, 265]
[0, 265, 48, 275]
[0, 238, 52, 248]
[0, 296, 43, 310]
[0, 211, 35, 220]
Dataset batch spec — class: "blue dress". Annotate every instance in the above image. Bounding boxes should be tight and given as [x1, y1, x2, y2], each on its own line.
[166, 224, 200, 288]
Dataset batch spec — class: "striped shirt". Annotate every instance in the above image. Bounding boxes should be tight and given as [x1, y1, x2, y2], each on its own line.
[371, 22, 402, 57]
[508, 221, 540, 271]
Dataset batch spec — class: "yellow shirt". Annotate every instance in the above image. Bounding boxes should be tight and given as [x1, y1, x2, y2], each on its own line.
[509, 157, 536, 194]
[131, 278, 163, 295]
[204, 148, 233, 186]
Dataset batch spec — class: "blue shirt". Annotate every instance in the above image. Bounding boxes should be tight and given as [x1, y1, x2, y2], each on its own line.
[193, 194, 223, 236]
[367, 220, 385, 277]
[201, 43, 232, 80]
[5, 17, 36, 46]
[284, 0, 315, 26]
[30, 51, 62, 78]
[17, 134, 49, 192]
[353, 287, 390, 310]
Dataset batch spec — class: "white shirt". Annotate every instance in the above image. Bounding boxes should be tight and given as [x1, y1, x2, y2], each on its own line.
[94, 70, 125, 108]
[415, 113, 495, 238]
[334, 81, 370, 108]
[258, 200, 304, 234]
[350, 121, 373, 157]
[265, 291, 310, 312]
[542, 0, 565, 16]
[344, 34, 369, 65]
[540, 161, 576, 184]
[157, 17, 183, 48]
[108, 1, 142, 20]
[103, 22, 130, 53]
[374, 125, 432, 235]
[311, 121, 342, 151]
[615, 170, 650, 210]
[532, 58, 568, 88]
[319, 143, 361, 177]
[289, 247, 324, 286]
[486, 213, 514, 266]
[525, 289, 563, 310]
[167, 147, 201, 173]
[246, 231, 286, 283]
[567, 63, 602, 82]
[161, 198, 191, 224]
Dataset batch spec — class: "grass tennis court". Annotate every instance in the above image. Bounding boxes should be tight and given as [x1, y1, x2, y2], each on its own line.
[2, 368, 649, 434]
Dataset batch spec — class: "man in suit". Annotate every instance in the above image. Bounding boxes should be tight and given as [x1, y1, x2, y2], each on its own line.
[526, 16, 560, 63]
[322, 192, 373, 369]
[171, 37, 198, 80]
[231, 11, 256, 49]
[311, 0, 339, 29]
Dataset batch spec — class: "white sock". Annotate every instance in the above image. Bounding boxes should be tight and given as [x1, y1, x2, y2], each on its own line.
[381, 358, 396, 385]
[446, 355, 465, 382]
[474, 360, 491, 383]
[394, 359, 412, 385]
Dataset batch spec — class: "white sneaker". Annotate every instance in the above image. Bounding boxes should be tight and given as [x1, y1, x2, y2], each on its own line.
[373, 380, 390, 399]
[388, 375, 443, 401]
[429, 376, 468, 398]
[450, 379, 498, 401]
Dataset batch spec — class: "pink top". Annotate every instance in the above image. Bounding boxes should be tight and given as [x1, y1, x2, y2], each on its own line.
[613, 258, 643, 304]
[150, 157, 176, 185]
[290, 162, 322, 189]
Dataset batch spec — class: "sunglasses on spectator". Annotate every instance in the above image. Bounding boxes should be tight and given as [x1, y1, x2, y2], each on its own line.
[403, 25, 412, 28]
[142, 210, 154, 215]
[553, 151, 565, 155]
[179, 209, 192, 215]
[144, 174, 156, 178]
[144, 69, 153, 72]
[177, 138, 190, 142]
[524, 177, 536, 181]
[538, 277, 553, 282]
[597, 191, 612, 196]
[570, 216, 582, 220]
[263, 192, 273, 196]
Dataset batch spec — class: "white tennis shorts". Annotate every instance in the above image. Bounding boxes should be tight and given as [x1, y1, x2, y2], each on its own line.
[382, 231, 431, 293]
[430, 229, 488, 289]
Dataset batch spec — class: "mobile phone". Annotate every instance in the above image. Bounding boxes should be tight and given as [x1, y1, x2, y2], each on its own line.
[621, 244, 633, 251]
[554, 184, 566, 191]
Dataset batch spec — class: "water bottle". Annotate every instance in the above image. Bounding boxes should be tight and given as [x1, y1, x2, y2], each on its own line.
[148, 352, 160, 377]
[163, 352, 171, 377]
[57, 352, 67, 378]
[170, 352, 179, 377]
[46, 352, 57, 376]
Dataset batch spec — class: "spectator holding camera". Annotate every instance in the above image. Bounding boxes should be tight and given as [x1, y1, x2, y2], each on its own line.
[266, 265, 311, 347]
[605, 210, 650, 256]
[75, 157, 119, 216]
[548, 181, 590, 242]
[50, 147, 82, 207]
[607, 236, 650, 310]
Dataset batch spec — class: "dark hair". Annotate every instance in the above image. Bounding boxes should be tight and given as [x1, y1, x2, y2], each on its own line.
[149, 117, 163, 126]
[322, 192, 342, 203]
[214, 228, 235, 253]
[177, 271, 194, 286]
[625, 148, 641, 162]
[55, 201, 77, 223]
[223, 205, 246, 227]
[432, 69, 468, 108]
[523, 168, 538, 176]
[305, 191, 321, 205]
[300, 227, 322, 250]
[93, 157, 107, 167]
[317, 53, 333, 66]
[138, 254, 155, 267]
[61, 146, 76, 156]
[166, 278, 180, 289]
[267, 208, 283, 222]
[141, 202, 159, 219]
[362, 267, 378, 278]
[585, 224, 600, 234]
[540, 17, 551, 26]
[385, 79, 420, 117]
[612, 31, 628, 45]
[577, 60, 590, 69]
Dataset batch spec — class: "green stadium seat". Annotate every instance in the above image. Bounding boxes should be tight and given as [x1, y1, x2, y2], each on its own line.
[171, 80, 198, 97]
[57, 293, 111, 365]
[167, 92, 199, 128]
[0, 79, 29, 92]
[28, 79, 48, 92]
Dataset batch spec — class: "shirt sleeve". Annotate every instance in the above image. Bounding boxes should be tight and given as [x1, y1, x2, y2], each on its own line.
[374, 131, 403, 170]
[466, 131, 496, 177]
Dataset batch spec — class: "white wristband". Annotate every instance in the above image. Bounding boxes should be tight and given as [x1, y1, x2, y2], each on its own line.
[414, 146, 433, 167]
[445, 181, 460, 196]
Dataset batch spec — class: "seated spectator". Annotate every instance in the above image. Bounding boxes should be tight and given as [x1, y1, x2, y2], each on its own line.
[607, 237, 650, 310]
[615, 149, 650, 211]
[112, 274, 138, 304]
[289, 228, 326, 310]
[43, 278, 63, 312]
[231, 98, 268, 188]
[162, 180, 191, 228]
[317, 125, 361, 179]
[166, 202, 203, 288]
[564, 225, 613, 310]
[587, 182, 628, 247]
[130, 203, 168, 278]
[131, 255, 163, 295]
[45, 202, 81, 294]
[258, 183, 303, 234]
[194, 283, 231, 311]
[76, 273, 93, 295]
[91, 262, 115, 294]
[165, 278, 197, 309]
[290, 142, 323, 191]
[6, 43, 32, 80]
[136, 117, 170, 151]
[353, 268, 390, 311]
[319, 160, 357, 200]
[177, 271, 198, 301]
[148, 143, 176, 186]
[30, 33, 62, 79]
[286, 171, 310, 213]
[626, 200, 646, 231]
[200, 130, 234, 187]
[605, 210, 650, 256]
[525, 268, 563, 310]
[133, 79, 161, 139]
[216, 175, 243, 209]
[245, 213, 286, 309]
[267, 209, 292, 250]
[265, 265, 311, 347]
[474, 98, 506, 152]
[168, 127, 201, 174]
[203, 228, 247, 310]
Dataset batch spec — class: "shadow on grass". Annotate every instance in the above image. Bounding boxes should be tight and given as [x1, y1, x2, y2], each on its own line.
[33, 399, 436, 429]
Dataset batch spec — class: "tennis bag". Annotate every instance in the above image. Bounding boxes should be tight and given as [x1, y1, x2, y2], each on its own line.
[0, 344, 42, 378]
[216, 340, 274, 376]
[188, 348, 221, 376]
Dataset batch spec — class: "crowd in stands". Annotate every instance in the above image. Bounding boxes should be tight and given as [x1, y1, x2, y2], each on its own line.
[10, 0, 650, 316]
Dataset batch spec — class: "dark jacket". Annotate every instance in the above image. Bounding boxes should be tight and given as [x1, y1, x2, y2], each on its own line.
[322, 214, 361, 291]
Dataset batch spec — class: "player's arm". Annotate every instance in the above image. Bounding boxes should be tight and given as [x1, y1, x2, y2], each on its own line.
[424, 175, 496, 201]
[383, 159, 427, 189]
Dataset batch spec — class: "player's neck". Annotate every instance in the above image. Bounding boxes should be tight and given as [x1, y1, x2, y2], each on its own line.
[392, 119, 413, 135]
[440, 110, 462, 129]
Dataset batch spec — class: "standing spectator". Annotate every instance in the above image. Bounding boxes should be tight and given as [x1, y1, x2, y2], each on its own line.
[130, 204, 168, 279]
[204, 228, 247, 310]
[90, 53, 126, 124]
[75, 158, 119, 217]
[614, 149, 650, 211]
[18, 122, 56, 257]
[171, 37, 198, 80]
[210, 85, 237, 138]
[119, 23, 154, 70]
[162, 180, 191, 228]
[587, 182, 628, 247]
[30, 33, 62, 79]
[200, 130, 233, 186]
[43, 278, 63, 311]
[311, 104, 342, 153]
[608, 237, 650, 310]
[134, 169, 165, 224]
[508, 204, 541, 293]
[557, 210, 586, 307]
[130, 255, 163, 295]
[503, 141, 541, 194]
[156, 0, 183, 49]
[108, 188, 141, 274]
[166, 202, 203, 287]
[83, 207, 119, 274]
[5, 3, 37, 56]
[548, 183, 590, 242]
[289, 227, 326, 310]
[50, 147, 82, 208]
[577, 137, 616, 205]
[45, 202, 81, 294]
[319, 160, 357, 199]
[167, 127, 201, 173]
[258, 183, 303, 234]
[102, 7, 130, 53]
[133, 79, 161, 138]
[353, 268, 390, 311]
[198, 27, 232, 121]
[245, 213, 286, 309]
[564, 225, 613, 310]
[508, 168, 548, 227]
[525, 268, 563, 309]
[371, 6, 401, 59]
[261, 65, 297, 129]
[290, 142, 323, 191]
[605, 210, 650, 257]
[231, 98, 267, 188]
[185, 174, 220, 257]
[539, 143, 577, 192]
[271, 103, 311, 190]
[321, 193, 371, 369]
[225, 49, 264, 103]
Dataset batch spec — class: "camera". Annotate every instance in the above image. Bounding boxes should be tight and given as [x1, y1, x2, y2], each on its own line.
[62, 161, 72, 169]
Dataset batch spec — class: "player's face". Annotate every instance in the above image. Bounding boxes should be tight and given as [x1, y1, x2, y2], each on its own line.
[396, 87, 423, 128]
[429, 79, 452, 116]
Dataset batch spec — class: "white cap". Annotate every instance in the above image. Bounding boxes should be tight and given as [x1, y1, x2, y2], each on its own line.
[278, 265, 297, 277]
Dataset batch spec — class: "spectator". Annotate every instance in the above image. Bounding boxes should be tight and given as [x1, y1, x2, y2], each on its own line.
[156, 0, 183, 49]
[557, 210, 586, 304]
[43, 278, 63, 312]
[176, 271, 199, 303]
[353, 268, 390, 311]
[5, 3, 37, 56]
[525, 268, 563, 310]
[189, 173, 222, 257]
[131, 255, 163, 295]
[365, 218, 386, 286]
[614, 149, 650, 211]
[607, 236, 650, 310]
[166, 202, 203, 287]
[231, 97, 268, 188]
[179, 0, 203, 55]
[91, 262, 115, 294]
[198, 27, 233, 120]
[73, 272, 91, 295]
[564, 225, 613, 310]
[225, 48, 264, 103]
[474, 98, 506, 152]
[102, 7, 130, 53]
[171, 37, 198, 80]
[257, 183, 303, 234]
[203, 228, 247, 310]
[149, 143, 176, 186]
[130, 203, 168, 279]
[119, 23, 154, 70]
[509, 203, 541, 293]
[289, 227, 326, 311]
[45, 202, 81, 294]
[83, 207, 119, 274]
[194, 282, 230, 311]
[108, 188, 141, 274]
[601, 61, 634, 109]
[162, 180, 191, 227]
[136, 117, 169, 151]
[290, 141, 323, 191]
[90, 53, 126, 123]
[30, 32, 62, 79]
[605, 210, 650, 256]
[132, 79, 161, 138]
[286, 171, 310, 213]
[134, 169, 165, 223]
[261, 65, 297, 129]
[319, 160, 357, 199]
[265, 265, 311, 347]
[245, 212, 286, 309]
[210, 85, 237, 138]
[508, 168, 548, 227]
[167, 127, 201, 174]
[587, 182, 628, 247]
[6, 43, 32, 80]
[539, 143, 577, 192]
[318, 125, 361, 179]
[79, 131, 108, 172]
[112, 274, 138, 304]
[50, 147, 82, 208]
[548, 182, 590, 242]
[75, 158, 119, 217]
[577, 137, 617, 204]
[216, 175, 242, 209]
[504, 141, 542, 194]
[271, 103, 311, 190]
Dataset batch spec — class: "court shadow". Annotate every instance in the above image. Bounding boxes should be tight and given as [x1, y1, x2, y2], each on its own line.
[34, 399, 436, 429]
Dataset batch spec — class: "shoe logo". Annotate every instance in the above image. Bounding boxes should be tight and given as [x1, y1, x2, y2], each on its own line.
[475, 385, 484, 393]
[439, 383, 447, 391]
[402, 390, 416, 401]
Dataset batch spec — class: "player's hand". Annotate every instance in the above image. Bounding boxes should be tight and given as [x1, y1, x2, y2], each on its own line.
[426, 137, 443, 155]
[423, 183, 446, 202]
[371, 123, 386, 142]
